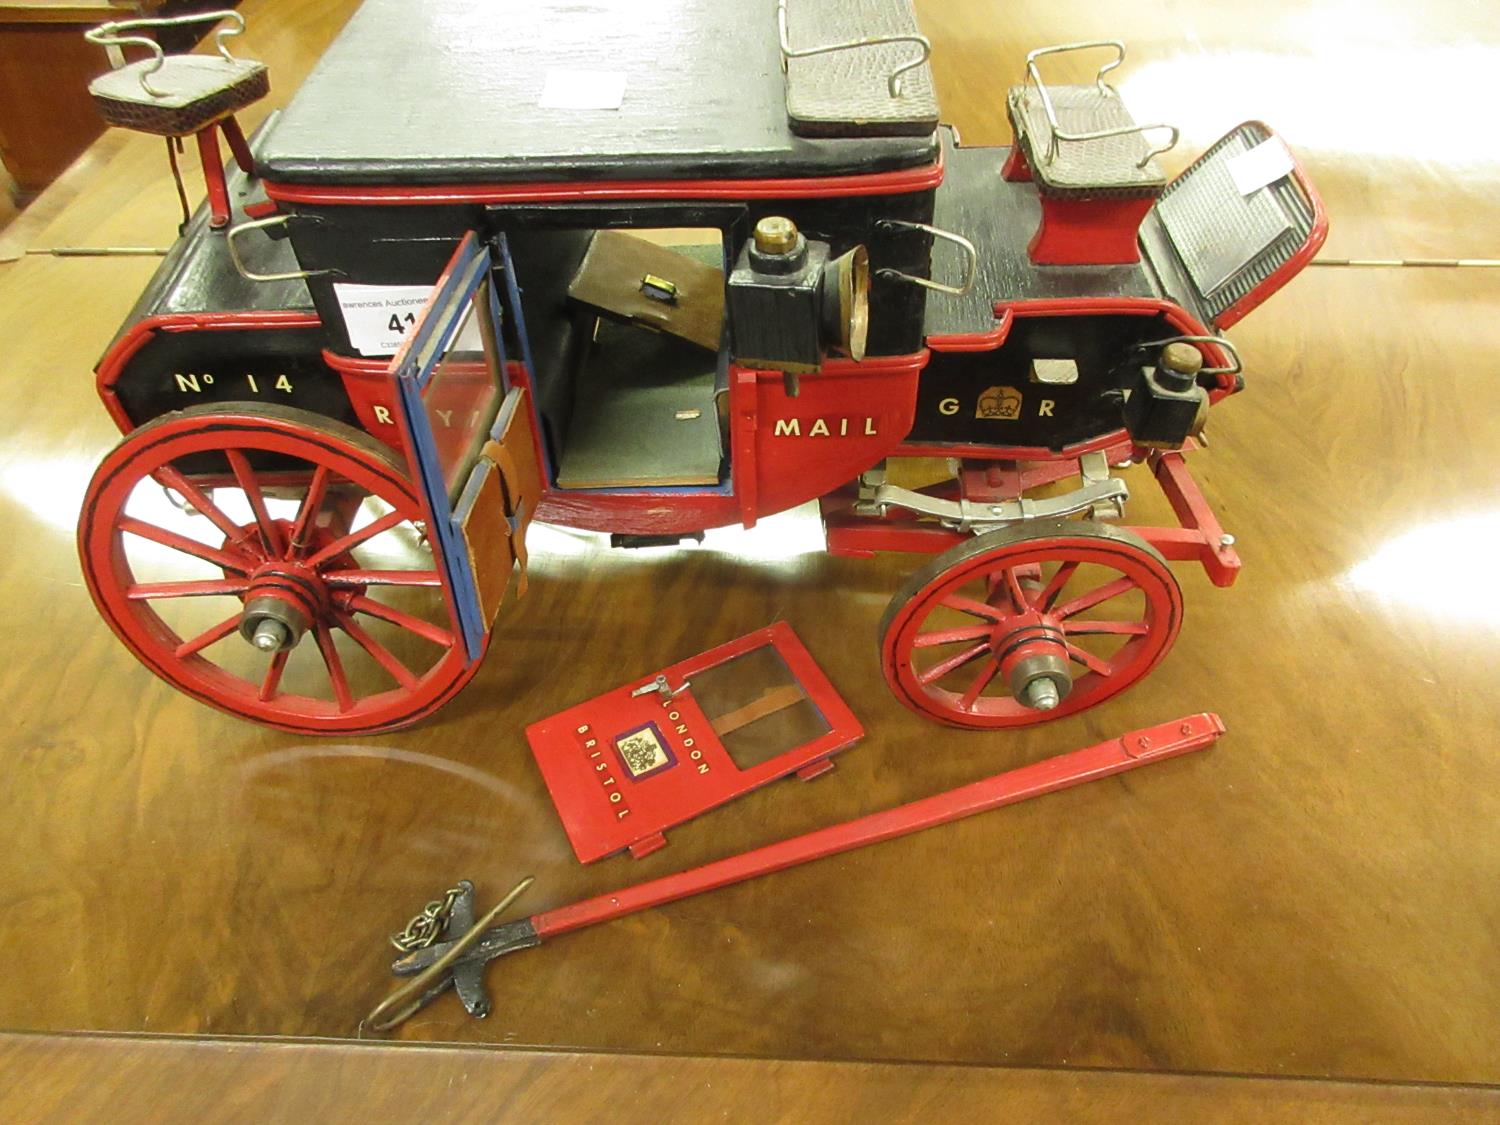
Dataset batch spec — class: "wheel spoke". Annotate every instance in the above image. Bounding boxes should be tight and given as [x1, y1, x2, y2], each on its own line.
[259, 649, 288, 702]
[1053, 576, 1136, 620]
[958, 661, 999, 711]
[323, 569, 443, 588]
[288, 464, 333, 558]
[314, 623, 355, 712]
[348, 595, 454, 647]
[304, 510, 409, 570]
[336, 611, 419, 689]
[173, 614, 241, 658]
[225, 450, 283, 557]
[127, 577, 250, 600]
[1035, 561, 1080, 612]
[118, 516, 253, 574]
[153, 466, 258, 554]
[916, 642, 990, 685]
[939, 594, 1007, 622]
[912, 623, 993, 648]
[1001, 567, 1029, 612]
[1064, 642, 1114, 677]
[1063, 620, 1149, 637]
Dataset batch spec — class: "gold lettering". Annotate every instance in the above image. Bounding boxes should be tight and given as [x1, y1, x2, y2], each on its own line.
[864, 418, 877, 435]
[773, 418, 800, 436]
[939, 397, 959, 416]
[246, 374, 259, 394]
[1039, 399, 1055, 417]
[274, 375, 294, 393]
[373, 405, 394, 425]
[174, 373, 200, 393]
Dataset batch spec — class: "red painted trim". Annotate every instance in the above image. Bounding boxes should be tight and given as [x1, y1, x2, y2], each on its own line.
[1146, 449, 1240, 586]
[731, 367, 761, 529]
[196, 127, 232, 230]
[1029, 195, 1156, 266]
[96, 310, 323, 435]
[262, 153, 944, 207]
[926, 308, 1014, 353]
[1211, 122, 1329, 331]
[325, 347, 528, 454]
[1000, 145, 1031, 183]
[243, 198, 280, 220]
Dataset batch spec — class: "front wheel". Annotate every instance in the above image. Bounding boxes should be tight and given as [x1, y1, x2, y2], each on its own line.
[78, 404, 480, 734]
[879, 520, 1183, 729]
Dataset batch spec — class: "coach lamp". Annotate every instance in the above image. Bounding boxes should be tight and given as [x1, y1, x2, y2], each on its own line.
[727, 216, 870, 396]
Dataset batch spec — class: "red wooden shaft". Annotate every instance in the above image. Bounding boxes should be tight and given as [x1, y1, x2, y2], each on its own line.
[532, 713, 1224, 939]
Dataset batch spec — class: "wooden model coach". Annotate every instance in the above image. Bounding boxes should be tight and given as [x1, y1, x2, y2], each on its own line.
[75, 0, 1326, 734]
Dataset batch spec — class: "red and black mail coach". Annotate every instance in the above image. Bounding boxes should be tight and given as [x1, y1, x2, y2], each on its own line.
[75, 0, 1326, 734]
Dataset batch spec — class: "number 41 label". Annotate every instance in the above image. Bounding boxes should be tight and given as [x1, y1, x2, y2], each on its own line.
[333, 283, 438, 358]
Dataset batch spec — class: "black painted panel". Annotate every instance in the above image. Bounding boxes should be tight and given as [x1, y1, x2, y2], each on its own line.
[923, 130, 1157, 339]
[290, 186, 936, 359]
[908, 313, 1170, 450]
[113, 328, 358, 432]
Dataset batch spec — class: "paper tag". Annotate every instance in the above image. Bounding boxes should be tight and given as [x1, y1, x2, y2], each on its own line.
[539, 69, 627, 110]
[1227, 136, 1295, 197]
[333, 283, 437, 357]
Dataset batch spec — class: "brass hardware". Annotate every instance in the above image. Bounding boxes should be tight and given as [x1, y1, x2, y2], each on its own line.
[754, 216, 799, 255]
[365, 876, 535, 1032]
[1161, 342, 1204, 377]
[640, 273, 679, 303]
[389, 883, 467, 954]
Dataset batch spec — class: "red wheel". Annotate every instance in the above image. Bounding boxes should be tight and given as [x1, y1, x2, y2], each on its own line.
[879, 520, 1182, 729]
[78, 404, 480, 734]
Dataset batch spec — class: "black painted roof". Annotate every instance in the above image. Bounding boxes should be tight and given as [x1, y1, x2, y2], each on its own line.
[256, 0, 939, 186]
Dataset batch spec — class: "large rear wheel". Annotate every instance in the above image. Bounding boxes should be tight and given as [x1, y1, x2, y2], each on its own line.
[78, 404, 479, 734]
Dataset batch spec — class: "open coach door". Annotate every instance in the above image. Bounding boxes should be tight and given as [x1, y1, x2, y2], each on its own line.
[390, 232, 543, 665]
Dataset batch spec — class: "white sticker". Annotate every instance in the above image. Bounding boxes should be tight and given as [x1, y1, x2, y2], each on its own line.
[1227, 136, 1295, 197]
[538, 69, 627, 110]
[332, 284, 487, 359]
[334, 283, 436, 357]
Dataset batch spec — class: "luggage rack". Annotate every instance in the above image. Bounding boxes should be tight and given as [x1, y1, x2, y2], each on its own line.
[779, 0, 939, 138]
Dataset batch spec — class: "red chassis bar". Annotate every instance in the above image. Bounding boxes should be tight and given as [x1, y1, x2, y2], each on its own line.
[384, 712, 1225, 1024]
[821, 440, 1241, 588]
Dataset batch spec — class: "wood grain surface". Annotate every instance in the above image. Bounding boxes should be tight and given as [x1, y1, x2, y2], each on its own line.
[2, 1032, 1498, 1124]
[0, 0, 1497, 1095]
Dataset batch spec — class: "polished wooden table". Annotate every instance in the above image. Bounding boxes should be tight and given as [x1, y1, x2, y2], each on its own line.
[0, 0, 1497, 1111]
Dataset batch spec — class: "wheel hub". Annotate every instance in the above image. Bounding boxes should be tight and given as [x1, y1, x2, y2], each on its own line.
[228, 517, 352, 655]
[990, 609, 1073, 711]
[238, 560, 328, 653]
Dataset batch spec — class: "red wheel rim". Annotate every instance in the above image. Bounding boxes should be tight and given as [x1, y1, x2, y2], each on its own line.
[880, 521, 1182, 729]
[78, 405, 479, 734]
